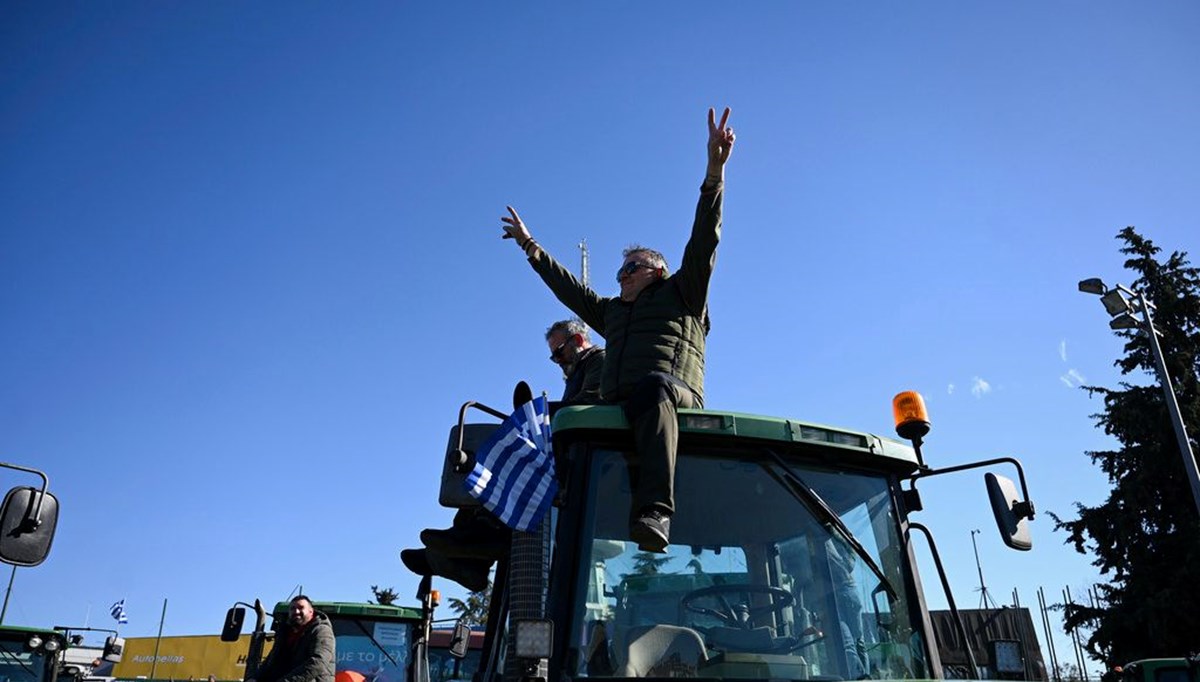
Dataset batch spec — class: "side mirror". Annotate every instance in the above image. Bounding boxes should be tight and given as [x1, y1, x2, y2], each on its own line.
[448, 619, 471, 660]
[439, 424, 500, 508]
[986, 473, 1032, 551]
[222, 606, 247, 642]
[103, 635, 125, 663]
[0, 487, 60, 567]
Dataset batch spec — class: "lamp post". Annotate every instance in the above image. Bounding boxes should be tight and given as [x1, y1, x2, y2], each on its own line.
[1079, 278, 1200, 520]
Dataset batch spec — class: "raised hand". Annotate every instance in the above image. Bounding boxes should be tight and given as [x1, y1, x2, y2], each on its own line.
[500, 205, 533, 246]
[707, 107, 735, 169]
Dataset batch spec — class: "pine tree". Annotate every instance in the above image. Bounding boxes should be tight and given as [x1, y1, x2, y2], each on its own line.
[1052, 227, 1200, 663]
[623, 552, 674, 578]
[370, 585, 400, 606]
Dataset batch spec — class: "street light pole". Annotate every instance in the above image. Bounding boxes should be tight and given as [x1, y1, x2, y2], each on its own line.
[1133, 290, 1200, 520]
[1079, 277, 1200, 521]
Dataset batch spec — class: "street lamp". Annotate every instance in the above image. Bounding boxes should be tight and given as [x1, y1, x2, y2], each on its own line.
[1079, 278, 1200, 520]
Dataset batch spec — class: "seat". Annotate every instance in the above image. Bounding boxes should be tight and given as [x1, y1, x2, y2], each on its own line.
[616, 624, 708, 678]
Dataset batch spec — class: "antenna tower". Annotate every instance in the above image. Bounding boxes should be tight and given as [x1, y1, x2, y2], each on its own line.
[578, 238, 590, 287]
[970, 529, 997, 609]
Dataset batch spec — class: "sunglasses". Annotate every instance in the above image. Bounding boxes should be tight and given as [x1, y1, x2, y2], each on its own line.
[616, 261, 655, 282]
[549, 338, 571, 362]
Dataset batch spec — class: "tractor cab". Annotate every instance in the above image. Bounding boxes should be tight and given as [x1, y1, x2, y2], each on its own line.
[436, 389, 1036, 682]
[541, 408, 928, 681]
[438, 395, 1034, 682]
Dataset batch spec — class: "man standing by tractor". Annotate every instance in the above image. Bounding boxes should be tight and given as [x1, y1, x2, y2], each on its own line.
[499, 106, 735, 552]
[249, 596, 335, 682]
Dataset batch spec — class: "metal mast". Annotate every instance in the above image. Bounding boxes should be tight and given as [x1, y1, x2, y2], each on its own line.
[578, 238, 590, 287]
[970, 529, 997, 609]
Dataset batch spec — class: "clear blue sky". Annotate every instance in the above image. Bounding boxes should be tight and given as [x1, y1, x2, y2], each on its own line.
[3, 2, 1198, 672]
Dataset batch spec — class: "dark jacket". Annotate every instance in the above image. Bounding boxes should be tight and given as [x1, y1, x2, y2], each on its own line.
[256, 613, 335, 682]
[529, 181, 722, 403]
[563, 346, 605, 403]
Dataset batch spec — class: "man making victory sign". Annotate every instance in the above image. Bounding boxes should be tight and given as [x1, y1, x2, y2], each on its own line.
[500, 107, 735, 552]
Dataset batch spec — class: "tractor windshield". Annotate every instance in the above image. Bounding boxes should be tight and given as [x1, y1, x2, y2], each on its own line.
[328, 617, 412, 682]
[564, 447, 928, 681]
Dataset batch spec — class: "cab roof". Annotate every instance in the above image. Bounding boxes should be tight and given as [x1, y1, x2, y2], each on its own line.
[552, 405, 920, 470]
[273, 601, 422, 621]
[0, 624, 62, 638]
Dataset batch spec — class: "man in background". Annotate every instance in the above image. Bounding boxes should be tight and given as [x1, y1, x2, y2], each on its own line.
[249, 596, 334, 682]
[402, 319, 605, 589]
[546, 318, 604, 404]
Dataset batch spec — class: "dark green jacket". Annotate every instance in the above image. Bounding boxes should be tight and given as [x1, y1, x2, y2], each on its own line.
[529, 181, 722, 403]
[256, 613, 335, 682]
[563, 346, 605, 403]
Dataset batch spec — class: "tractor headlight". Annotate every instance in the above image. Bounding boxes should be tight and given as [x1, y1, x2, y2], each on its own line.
[514, 619, 553, 659]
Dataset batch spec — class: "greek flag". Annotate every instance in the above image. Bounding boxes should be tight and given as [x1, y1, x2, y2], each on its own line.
[465, 396, 556, 531]
[110, 599, 128, 624]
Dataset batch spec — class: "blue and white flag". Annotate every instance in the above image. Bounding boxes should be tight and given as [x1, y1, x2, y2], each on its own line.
[110, 599, 129, 624]
[465, 396, 557, 532]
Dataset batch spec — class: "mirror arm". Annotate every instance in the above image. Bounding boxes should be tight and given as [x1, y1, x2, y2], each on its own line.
[905, 456, 1035, 519]
[230, 600, 268, 631]
[450, 401, 510, 472]
[0, 462, 50, 527]
[457, 401, 509, 428]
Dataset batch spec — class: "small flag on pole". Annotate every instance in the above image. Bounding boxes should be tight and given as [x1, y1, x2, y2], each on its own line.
[465, 396, 557, 532]
[110, 599, 128, 624]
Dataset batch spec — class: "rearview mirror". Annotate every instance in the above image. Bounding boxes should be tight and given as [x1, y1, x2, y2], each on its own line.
[986, 473, 1032, 551]
[0, 487, 60, 566]
[448, 619, 471, 659]
[221, 607, 247, 642]
[439, 424, 501, 508]
[103, 635, 125, 663]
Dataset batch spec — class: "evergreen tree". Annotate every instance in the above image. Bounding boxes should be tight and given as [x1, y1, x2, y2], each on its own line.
[623, 552, 674, 578]
[370, 585, 400, 606]
[1052, 227, 1200, 662]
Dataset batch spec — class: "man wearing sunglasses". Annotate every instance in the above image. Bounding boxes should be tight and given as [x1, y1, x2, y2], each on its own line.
[547, 319, 605, 404]
[499, 107, 735, 552]
[401, 320, 606, 589]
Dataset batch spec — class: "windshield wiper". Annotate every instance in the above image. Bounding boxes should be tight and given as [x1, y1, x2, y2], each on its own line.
[758, 448, 898, 602]
[349, 620, 400, 668]
[0, 645, 38, 679]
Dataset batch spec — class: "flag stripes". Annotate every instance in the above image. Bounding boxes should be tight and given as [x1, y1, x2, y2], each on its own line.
[110, 599, 128, 624]
[465, 396, 556, 532]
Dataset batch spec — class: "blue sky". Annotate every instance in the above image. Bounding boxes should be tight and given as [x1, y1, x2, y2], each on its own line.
[3, 2, 1198, 672]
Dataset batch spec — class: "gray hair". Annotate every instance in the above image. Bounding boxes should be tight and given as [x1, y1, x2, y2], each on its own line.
[546, 318, 590, 342]
[623, 245, 669, 276]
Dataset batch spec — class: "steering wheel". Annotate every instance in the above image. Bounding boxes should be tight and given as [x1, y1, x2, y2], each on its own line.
[680, 584, 796, 628]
